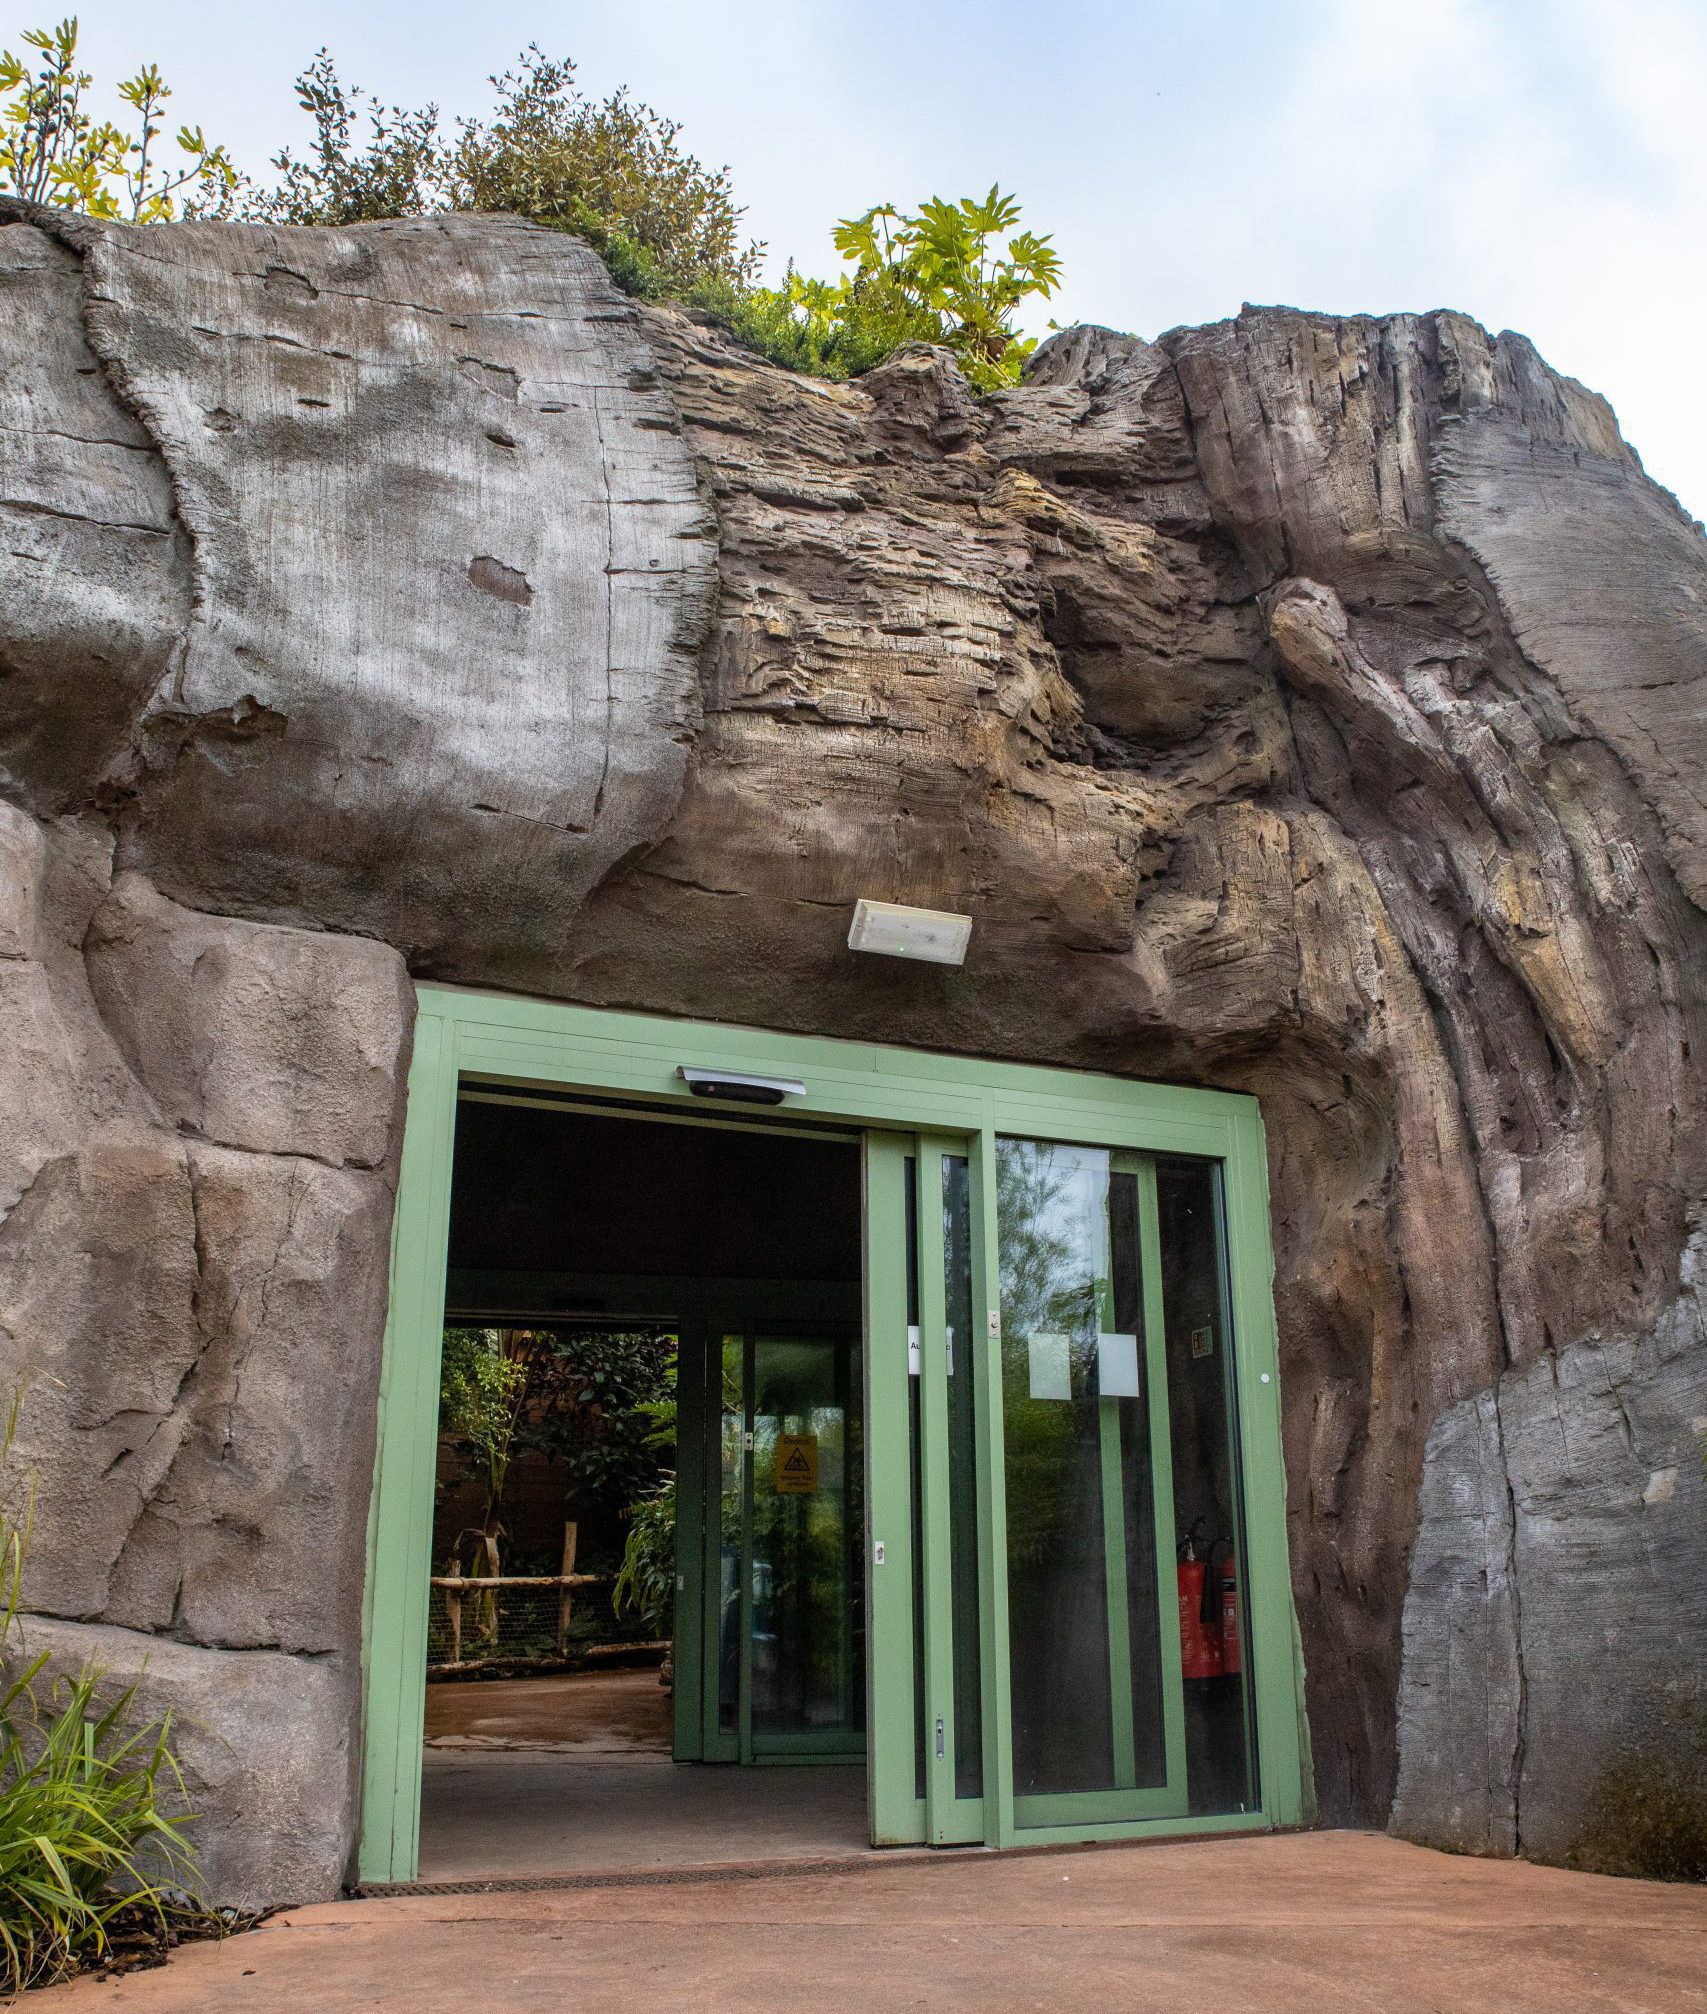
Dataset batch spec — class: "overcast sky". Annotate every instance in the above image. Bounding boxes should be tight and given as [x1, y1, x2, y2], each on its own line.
[45, 0, 1707, 521]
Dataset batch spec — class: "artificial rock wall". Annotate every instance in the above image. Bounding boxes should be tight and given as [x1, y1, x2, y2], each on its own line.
[1, 201, 1703, 1900]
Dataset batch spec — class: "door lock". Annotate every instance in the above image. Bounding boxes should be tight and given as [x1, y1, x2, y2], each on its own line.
[935, 1717, 945, 1759]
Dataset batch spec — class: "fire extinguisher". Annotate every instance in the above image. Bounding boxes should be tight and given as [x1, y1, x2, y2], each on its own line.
[1177, 1523, 1224, 1679]
[1212, 1538, 1242, 1677]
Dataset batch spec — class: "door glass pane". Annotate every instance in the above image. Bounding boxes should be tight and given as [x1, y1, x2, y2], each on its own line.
[750, 1336, 864, 1746]
[905, 1157, 926, 1800]
[941, 1154, 984, 1798]
[996, 1140, 1167, 1797]
[1156, 1159, 1258, 1814]
[717, 1333, 743, 1738]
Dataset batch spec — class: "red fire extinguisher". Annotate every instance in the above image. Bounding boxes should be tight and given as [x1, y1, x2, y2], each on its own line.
[1214, 1540, 1242, 1677]
[1177, 1525, 1223, 1679]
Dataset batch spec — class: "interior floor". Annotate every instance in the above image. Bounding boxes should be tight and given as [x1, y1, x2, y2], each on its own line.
[418, 1669, 869, 1882]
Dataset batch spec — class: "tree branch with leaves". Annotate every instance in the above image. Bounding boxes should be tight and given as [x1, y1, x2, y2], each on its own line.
[0, 18, 237, 221]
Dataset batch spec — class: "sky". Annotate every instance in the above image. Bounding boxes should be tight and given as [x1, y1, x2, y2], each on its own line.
[36, 0, 1707, 522]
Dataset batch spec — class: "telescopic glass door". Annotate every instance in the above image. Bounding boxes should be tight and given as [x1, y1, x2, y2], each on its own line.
[865, 1132, 986, 1844]
[995, 1141, 1257, 1828]
[866, 1130, 1261, 1847]
[714, 1330, 864, 1762]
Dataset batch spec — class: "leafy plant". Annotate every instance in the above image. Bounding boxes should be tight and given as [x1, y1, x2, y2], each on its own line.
[612, 1475, 677, 1636]
[820, 188, 1062, 389]
[254, 44, 759, 297]
[438, 1327, 530, 1617]
[257, 49, 442, 225]
[0, 1392, 203, 1993]
[493, 1328, 676, 1518]
[0, 17, 238, 220]
[245, 47, 1057, 392]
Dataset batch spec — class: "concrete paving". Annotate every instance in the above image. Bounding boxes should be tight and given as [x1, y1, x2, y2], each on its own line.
[60, 1832, 1706, 2013]
[419, 1749, 869, 1882]
[419, 1668, 869, 1880]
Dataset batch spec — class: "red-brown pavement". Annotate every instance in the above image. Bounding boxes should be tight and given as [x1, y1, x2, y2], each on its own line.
[59, 1831, 1706, 2013]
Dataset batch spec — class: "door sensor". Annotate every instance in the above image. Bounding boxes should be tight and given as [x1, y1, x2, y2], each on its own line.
[676, 1066, 806, 1106]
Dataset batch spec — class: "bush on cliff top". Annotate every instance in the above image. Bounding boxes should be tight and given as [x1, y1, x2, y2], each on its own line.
[1, 20, 1061, 390]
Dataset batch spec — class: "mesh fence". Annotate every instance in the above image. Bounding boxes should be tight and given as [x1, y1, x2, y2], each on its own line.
[426, 1580, 614, 1669]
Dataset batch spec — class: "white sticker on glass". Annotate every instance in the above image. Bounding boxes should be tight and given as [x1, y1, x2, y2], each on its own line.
[1097, 1332, 1141, 1398]
[1027, 1332, 1071, 1402]
[907, 1324, 921, 1376]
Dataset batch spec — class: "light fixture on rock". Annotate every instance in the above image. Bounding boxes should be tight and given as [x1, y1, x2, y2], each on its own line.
[847, 899, 972, 966]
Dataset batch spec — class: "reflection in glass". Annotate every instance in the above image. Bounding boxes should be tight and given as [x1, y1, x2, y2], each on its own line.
[717, 1333, 743, 1737]
[749, 1336, 864, 1745]
[996, 1141, 1165, 1798]
[942, 1155, 983, 1798]
[1156, 1159, 1257, 1815]
[996, 1138, 1256, 1817]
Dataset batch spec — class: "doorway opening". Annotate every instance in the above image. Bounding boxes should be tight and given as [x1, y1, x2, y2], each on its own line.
[359, 992, 1307, 1887]
[417, 1088, 870, 1882]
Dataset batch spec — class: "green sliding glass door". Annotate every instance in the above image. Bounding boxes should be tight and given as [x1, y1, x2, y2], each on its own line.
[358, 987, 1302, 1884]
[709, 1329, 865, 1763]
[867, 1133, 987, 1843]
[868, 1129, 1262, 1845]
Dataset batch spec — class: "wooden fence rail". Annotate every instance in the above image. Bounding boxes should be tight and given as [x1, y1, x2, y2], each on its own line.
[429, 1522, 607, 1664]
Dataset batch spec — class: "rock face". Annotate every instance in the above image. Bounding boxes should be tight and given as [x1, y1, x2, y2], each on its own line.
[0, 202, 1703, 1897]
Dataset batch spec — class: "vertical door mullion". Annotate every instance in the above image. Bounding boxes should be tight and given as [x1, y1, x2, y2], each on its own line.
[1136, 1155, 1188, 1798]
[738, 1331, 755, 1766]
[863, 1133, 923, 1843]
[1093, 1255, 1137, 1790]
[672, 1316, 704, 1761]
[915, 1133, 958, 1840]
[970, 1119, 1016, 1847]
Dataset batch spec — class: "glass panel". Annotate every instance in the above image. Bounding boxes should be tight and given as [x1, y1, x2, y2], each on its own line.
[905, 1155, 925, 1799]
[717, 1333, 743, 1739]
[1156, 1158, 1258, 1815]
[996, 1140, 1168, 1797]
[941, 1154, 984, 1798]
[750, 1336, 864, 1746]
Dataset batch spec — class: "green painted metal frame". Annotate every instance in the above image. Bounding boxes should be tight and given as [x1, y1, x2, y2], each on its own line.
[359, 984, 1306, 1881]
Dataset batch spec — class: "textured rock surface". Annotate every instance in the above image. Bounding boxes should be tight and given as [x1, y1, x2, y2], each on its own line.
[0, 204, 1703, 1894]
[1393, 1231, 1707, 1858]
[0, 794, 410, 1895]
[16, 1616, 357, 1909]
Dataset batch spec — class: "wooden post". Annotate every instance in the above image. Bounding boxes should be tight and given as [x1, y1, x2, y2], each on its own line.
[556, 1521, 578, 1655]
[446, 1582, 462, 1667]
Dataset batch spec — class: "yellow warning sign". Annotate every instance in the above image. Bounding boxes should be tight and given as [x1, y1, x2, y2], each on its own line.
[774, 1433, 819, 1495]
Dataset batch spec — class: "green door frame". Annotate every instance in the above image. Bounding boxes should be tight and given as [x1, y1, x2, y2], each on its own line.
[358, 984, 1309, 1883]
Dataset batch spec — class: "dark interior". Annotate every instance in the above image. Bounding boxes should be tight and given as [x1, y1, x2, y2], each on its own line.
[447, 1096, 862, 1291]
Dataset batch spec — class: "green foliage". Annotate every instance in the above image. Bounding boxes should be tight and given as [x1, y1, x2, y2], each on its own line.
[246, 47, 1056, 391]
[439, 1328, 529, 1486]
[0, 17, 237, 220]
[510, 1330, 676, 1518]
[2, 28, 1064, 395]
[612, 1474, 676, 1636]
[257, 49, 442, 225]
[830, 188, 1062, 388]
[0, 1392, 204, 1993]
[255, 45, 759, 297]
